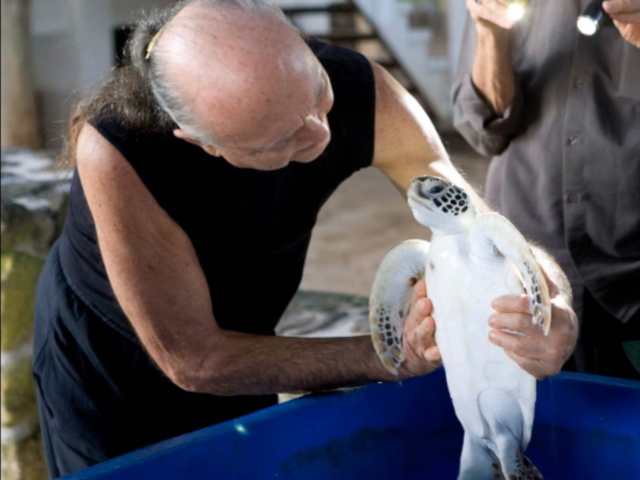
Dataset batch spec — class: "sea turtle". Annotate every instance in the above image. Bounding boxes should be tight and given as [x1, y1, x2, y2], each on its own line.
[369, 175, 551, 480]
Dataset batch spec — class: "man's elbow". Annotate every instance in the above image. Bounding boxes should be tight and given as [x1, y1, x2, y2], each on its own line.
[453, 119, 510, 157]
[474, 134, 510, 157]
[164, 364, 204, 393]
[161, 352, 233, 396]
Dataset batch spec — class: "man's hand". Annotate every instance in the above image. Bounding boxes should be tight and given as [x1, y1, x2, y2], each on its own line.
[487, 272, 578, 380]
[399, 280, 442, 379]
[467, 0, 524, 30]
[465, 0, 520, 116]
[604, 0, 640, 48]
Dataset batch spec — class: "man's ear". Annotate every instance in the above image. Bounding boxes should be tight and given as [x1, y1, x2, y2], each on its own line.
[173, 128, 222, 157]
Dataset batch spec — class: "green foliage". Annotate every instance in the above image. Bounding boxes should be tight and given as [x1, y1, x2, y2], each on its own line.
[1, 251, 44, 351]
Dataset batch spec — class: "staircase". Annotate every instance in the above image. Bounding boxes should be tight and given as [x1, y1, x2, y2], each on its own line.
[282, 1, 441, 124]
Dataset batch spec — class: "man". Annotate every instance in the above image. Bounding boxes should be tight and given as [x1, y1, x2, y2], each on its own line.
[33, 0, 577, 476]
[452, 0, 640, 379]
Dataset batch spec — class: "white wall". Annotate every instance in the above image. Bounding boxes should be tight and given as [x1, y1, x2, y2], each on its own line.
[30, 0, 174, 148]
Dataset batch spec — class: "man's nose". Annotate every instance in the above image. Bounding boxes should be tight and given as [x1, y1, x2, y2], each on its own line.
[302, 113, 330, 143]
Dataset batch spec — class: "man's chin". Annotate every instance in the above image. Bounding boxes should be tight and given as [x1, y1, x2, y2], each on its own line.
[293, 142, 330, 163]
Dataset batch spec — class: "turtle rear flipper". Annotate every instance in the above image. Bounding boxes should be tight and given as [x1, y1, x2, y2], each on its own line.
[459, 391, 544, 480]
[458, 436, 543, 480]
[458, 434, 506, 480]
[369, 239, 430, 375]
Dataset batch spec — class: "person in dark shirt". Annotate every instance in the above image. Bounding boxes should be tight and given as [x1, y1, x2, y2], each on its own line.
[33, 0, 577, 476]
[452, 0, 640, 379]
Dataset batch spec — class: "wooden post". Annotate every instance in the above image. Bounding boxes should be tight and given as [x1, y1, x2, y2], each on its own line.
[1, 0, 41, 149]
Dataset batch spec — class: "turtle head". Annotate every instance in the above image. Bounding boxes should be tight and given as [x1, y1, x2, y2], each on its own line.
[407, 176, 477, 234]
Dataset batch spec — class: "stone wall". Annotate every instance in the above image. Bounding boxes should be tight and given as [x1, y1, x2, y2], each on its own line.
[1, 149, 70, 480]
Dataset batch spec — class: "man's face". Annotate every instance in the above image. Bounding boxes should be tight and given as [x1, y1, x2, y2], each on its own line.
[209, 59, 335, 171]
[166, 9, 335, 171]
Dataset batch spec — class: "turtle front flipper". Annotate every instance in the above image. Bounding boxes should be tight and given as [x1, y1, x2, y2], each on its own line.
[369, 239, 430, 375]
[470, 212, 552, 335]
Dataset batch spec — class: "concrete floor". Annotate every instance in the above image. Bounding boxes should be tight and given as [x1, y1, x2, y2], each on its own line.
[299, 134, 491, 297]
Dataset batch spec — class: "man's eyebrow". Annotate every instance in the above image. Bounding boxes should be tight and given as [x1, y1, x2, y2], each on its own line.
[253, 68, 327, 153]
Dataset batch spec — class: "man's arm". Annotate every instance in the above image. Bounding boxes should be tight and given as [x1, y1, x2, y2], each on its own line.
[370, 61, 489, 212]
[451, 0, 525, 156]
[468, 0, 517, 116]
[77, 125, 440, 396]
[369, 61, 577, 379]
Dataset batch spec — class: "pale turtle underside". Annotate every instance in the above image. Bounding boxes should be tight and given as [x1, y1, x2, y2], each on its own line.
[369, 176, 551, 480]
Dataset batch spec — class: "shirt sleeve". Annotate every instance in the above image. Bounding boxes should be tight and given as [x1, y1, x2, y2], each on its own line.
[450, 17, 525, 157]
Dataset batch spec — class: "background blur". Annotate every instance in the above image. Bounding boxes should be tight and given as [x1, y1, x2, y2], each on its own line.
[1, 1, 487, 478]
[20, 0, 470, 149]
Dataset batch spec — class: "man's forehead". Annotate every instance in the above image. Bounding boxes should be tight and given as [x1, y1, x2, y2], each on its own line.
[230, 64, 325, 147]
[161, 7, 322, 144]
[199, 52, 323, 146]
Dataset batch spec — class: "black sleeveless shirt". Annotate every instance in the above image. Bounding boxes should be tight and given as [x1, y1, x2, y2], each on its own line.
[60, 40, 375, 342]
[38, 41, 375, 468]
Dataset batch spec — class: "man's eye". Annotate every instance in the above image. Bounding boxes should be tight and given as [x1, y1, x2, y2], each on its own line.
[269, 138, 293, 152]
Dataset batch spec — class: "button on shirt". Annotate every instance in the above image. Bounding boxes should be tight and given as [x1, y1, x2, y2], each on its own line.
[452, 0, 640, 322]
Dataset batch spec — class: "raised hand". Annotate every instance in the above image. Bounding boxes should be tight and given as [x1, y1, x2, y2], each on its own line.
[604, 0, 640, 48]
[466, 0, 527, 30]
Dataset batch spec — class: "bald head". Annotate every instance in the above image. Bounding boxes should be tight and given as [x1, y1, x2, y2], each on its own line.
[147, 1, 332, 170]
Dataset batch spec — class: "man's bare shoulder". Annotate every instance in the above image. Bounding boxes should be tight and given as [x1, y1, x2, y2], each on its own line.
[75, 123, 169, 233]
[76, 123, 153, 210]
[76, 124, 129, 179]
[369, 60, 406, 127]
[369, 60, 448, 189]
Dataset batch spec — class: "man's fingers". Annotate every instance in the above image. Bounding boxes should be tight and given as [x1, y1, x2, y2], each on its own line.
[503, 349, 547, 380]
[491, 294, 530, 314]
[604, 0, 640, 15]
[607, 11, 640, 23]
[481, 0, 508, 13]
[411, 279, 426, 305]
[424, 345, 442, 365]
[466, 0, 517, 29]
[613, 19, 640, 46]
[488, 328, 542, 357]
[415, 315, 436, 346]
[480, 0, 519, 28]
[407, 279, 428, 330]
[405, 297, 431, 330]
[489, 312, 531, 333]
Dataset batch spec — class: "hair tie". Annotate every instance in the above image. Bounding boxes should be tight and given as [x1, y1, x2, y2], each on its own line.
[145, 25, 166, 60]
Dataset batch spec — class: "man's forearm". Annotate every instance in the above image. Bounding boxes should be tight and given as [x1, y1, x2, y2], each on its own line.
[184, 333, 395, 396]
[472, 22, 516, 116]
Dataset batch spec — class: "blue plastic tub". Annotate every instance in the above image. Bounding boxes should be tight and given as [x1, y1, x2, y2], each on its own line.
[62, 370, 640, 479]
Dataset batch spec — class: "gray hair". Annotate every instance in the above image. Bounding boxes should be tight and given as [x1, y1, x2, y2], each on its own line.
[127, 0, 295, 145]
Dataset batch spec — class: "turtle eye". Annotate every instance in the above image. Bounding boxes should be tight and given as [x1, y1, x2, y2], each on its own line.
[430, 185, 445, 195]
